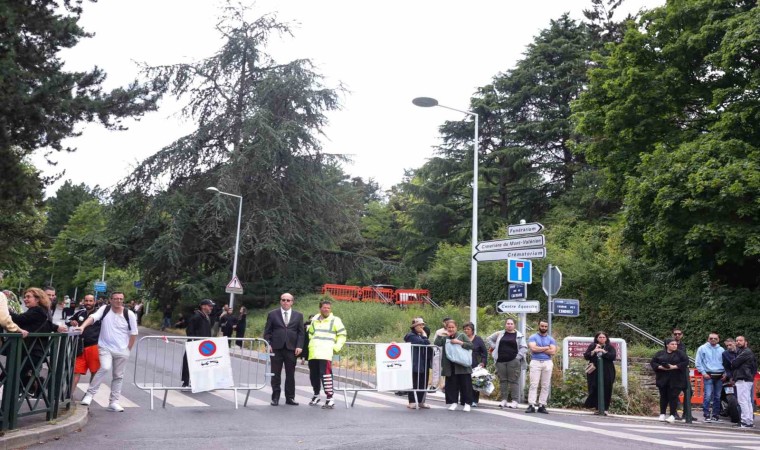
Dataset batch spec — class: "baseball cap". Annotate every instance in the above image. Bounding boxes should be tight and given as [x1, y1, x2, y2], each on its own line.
[199, 299, 215, 306]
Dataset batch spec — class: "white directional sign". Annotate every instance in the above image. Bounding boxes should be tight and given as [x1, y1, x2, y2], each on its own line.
[497, 300, 540, 314]
[508, 222, 545, 236]
[472, 247, 546, 262]
[476, 235, 545, 252]
[225, 276, 244, 295]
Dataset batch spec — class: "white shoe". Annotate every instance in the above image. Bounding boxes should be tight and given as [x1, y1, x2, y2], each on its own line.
[509, 401, 519, 409]
[463, 404, 471, 412]
[309, 396, 321, 406]
[658, 414, 666, 421]
[666, 415, 675, 423]
[107, 402, 124, 412]
[500, 400, 507, 408]
[448, 403, 458, 411]
[81, 394, 93, 406]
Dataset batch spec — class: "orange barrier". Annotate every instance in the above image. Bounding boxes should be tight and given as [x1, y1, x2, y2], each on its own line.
[320, 284, 431, 306]
[681, 369, 760, 406]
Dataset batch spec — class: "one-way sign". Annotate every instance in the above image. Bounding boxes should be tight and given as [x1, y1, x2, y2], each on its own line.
[476, 235, 545, 252]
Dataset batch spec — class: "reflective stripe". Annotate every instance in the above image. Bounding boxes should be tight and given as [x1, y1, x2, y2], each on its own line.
[314, 329, 337, 335]
[311, 336, 335, 341]
[334, 328, 346, 334]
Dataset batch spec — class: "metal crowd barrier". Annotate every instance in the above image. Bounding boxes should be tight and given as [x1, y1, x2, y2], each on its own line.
[332, 342, 437, 409]
[133, 336, 270, 410]
[0, 333, 80, 431]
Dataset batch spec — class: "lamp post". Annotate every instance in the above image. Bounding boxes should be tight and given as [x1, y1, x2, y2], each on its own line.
[413, 96, 479, 330]
[207, 187, 243, 311]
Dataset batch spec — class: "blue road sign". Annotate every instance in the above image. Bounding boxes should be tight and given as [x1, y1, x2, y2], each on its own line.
[508, 259, 532, 284]
[133, 280, 143, 289]
[94, 281, 107, 293]
[553, 298, 580, 317]
[508, 283, 526, 300]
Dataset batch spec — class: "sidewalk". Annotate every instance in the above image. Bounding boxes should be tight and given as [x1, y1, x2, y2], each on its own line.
[0, 405, 88, 450]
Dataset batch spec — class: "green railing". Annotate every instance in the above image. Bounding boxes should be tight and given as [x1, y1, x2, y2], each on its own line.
[0, 333, 79, 431]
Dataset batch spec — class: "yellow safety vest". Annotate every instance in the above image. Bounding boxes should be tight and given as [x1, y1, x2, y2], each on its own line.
[307, 313, 346, 360]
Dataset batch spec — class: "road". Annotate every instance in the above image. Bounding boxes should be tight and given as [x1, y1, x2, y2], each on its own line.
[38, 327, 760, 450]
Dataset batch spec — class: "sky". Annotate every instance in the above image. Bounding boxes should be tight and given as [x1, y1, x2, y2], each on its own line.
[38, 0, 664, 197]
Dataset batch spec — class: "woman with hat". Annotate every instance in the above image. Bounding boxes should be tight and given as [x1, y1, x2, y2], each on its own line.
[404, 317, 433, 409]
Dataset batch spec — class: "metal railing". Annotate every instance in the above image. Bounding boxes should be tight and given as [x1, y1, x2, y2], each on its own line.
[619, 322, 695, 365]
[132, 336, 270, 410]
[0, 333, 79, 431]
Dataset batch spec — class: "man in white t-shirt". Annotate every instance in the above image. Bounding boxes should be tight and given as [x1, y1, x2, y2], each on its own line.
[75, 291, 138, 412]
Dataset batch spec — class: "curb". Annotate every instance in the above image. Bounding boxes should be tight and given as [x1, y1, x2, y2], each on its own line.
[0, 405, 88, 450]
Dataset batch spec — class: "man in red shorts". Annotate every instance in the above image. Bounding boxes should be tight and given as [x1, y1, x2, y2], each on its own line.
[69, 294, 101, 397]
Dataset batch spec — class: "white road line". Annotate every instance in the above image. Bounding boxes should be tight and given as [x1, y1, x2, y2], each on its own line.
[78, 383, 139, 408]
[584, 422, 756, 437]
[734, 446, 760, 450]
[140, 383, 209, 407]
[208, 389, 268, 406]
[477, 409, 718, 448]
[682, 439, 760, 444]
[295, 386, 391, 408]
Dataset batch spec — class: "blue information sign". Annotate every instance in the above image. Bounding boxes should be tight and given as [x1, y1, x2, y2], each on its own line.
[94, 281, 107, 293]
[507, 259, 532, 284]
[508, 283, 526, 300]
[552, 298, 580, 317]
[133, 280, 143, 289]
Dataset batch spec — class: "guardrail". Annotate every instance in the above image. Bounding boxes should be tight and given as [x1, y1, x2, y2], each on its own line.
[0, 333, 79, 431]
[619, 322, 695, 365]
[132, 336, 270, 410]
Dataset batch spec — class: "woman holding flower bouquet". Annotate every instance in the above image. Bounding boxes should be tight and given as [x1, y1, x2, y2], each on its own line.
[463, 322, 487, 407]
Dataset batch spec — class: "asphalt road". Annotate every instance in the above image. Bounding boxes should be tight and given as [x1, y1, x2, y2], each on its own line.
[36, 327, 760, 450]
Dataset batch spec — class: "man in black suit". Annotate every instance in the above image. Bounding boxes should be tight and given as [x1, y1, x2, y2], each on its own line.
[263, 292, 304, 406]
[181, 299, 214, 388]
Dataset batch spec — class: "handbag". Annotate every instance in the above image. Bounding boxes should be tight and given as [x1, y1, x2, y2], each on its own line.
[445, 339, 472, 367]
[585, 361, 596, 374]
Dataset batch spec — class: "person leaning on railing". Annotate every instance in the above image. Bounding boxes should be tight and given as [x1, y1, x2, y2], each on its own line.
[0, 291, 28, 337]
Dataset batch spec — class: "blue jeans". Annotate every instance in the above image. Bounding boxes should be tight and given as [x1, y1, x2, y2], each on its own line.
[162, 317, 171, 330]
[703, 376, 723, 418]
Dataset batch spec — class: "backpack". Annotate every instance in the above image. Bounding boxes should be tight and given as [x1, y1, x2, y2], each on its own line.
[101, 305, 132, 331]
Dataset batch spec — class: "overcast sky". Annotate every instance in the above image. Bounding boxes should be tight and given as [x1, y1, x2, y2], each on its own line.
[38, 0, 663, 197]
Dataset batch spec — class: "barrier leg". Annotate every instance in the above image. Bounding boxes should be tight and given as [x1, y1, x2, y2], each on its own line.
[350, 390, 358, 408]
[149, 387, 154, 410]
[233, 388, 238, 409]
[244, 389, 251, 407]
[162, 389, 168, 409]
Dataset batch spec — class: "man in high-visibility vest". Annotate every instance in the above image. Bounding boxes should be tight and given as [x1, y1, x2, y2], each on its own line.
[307, 300, 346, 409]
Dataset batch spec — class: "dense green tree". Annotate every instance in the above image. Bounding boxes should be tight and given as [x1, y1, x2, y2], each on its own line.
[44, 181, 100, 238]
[574, 0, 760, 287]
[114, 8, 373, 307]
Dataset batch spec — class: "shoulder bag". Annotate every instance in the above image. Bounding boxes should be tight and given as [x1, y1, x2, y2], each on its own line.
[445, 338, 472, 367]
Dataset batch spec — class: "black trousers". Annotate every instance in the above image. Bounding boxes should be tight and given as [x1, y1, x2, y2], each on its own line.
[658, 384, 681, 415]
[445, 373, 473, 405]
[408, 370, 429, 404]
[271, 347, 297, 400]
[181, 352, 190, 385]
[308, 359, 334, 398]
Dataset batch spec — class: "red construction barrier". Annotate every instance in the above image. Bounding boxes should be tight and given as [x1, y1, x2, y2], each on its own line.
[394, 289, 429, 306]
[321, 284, 360, 302]
[682, 369, 760, 406]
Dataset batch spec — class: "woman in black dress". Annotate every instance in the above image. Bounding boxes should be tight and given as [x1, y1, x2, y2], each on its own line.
[235, 306, 247, 347]
[651, 338, 689, 422]
[583, 331, 617, 414]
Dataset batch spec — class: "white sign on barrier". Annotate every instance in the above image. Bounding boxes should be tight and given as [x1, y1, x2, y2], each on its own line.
[186, 337, 234, 393]
[562, 336, 628, 392]
[375, 343, 412, 391]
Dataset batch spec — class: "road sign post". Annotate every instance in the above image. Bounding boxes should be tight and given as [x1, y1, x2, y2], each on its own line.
[225, 276, 244, 295]
[542, 265, 562, 336]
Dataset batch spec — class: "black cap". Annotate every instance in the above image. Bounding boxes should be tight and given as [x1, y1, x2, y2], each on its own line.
[200, 299, 214, 306]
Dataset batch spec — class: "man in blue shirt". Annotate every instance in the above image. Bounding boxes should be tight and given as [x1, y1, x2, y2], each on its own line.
[526, 319, 556, 414]
[695, 332, 725, 422]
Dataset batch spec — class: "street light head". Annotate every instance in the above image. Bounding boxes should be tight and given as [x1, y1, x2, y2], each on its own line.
[206, 187, 220, 193]
[412, 97, 439, 108]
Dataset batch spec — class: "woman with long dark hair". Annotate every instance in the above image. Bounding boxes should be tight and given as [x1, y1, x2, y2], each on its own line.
[583, 331, 617, 414]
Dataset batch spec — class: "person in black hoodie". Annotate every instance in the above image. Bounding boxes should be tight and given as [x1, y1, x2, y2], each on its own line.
[731, 336, 757, 428]
[181, 299, 214, 388]
[651, 338, 689, 423]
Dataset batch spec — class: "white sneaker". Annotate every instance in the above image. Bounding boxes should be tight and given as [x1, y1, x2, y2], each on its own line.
[666, 415, 675, 423]
[321, 398, 335, 409]
[309, 396, 321, 406]
[500, 400, 507, 408]
[509, 401, 519, 409]
[448, 403, 458, 411]
[107, 402, 124, 412]
[81, 394, 93, 406]
[658, 414, 666, 421]
[463, 404, 471, 412]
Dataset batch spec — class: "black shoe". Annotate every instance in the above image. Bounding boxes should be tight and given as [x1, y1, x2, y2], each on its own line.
[525, 405, 536, 413]
[673, 413, 683, 420]
[285, 399, 299, 406]
[270, 399, 279, 406]
[181, 382, 190, 388]
[537, 405, 549, 414]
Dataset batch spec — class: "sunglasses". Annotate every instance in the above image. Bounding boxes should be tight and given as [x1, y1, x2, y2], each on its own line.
[280, 299, 292, 302]
[673, 333, 683, 336]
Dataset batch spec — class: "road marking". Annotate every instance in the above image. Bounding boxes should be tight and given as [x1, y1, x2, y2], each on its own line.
[141, 383, 210, 407]
[208, 389, 268, 406]
[78, 383, 139, 408]
[584, 422, 756, 437]
[682, 439, 760, 444]
[295, 386, 391, 408]
[477, 409, 718, 448]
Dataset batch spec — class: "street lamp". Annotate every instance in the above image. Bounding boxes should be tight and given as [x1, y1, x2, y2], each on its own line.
[412, 96, 480, 330]
[207, 186, 243, 311]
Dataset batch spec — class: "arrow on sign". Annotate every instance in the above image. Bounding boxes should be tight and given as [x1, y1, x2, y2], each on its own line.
[508, 222, 545, 236]
[476, 235, 545, 252]
[473, 247, 546, 262]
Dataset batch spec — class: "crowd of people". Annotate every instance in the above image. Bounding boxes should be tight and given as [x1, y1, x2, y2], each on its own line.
[2, 286, 757, 425]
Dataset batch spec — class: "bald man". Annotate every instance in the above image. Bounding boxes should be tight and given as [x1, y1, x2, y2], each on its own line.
[263, 293, 304, 406]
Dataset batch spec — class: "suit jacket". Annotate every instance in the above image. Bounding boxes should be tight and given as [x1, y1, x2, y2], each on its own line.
[186, 310, 212, 338]
[263, 308, 304, 351]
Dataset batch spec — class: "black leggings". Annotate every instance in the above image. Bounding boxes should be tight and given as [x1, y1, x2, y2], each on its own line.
[408, 371, 429, 404]
[658, 385, 681, 415]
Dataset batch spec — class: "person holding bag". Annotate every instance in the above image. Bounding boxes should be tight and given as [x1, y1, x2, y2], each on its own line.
[434, 319, 474, 412]
[583, 331, 617, 414]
